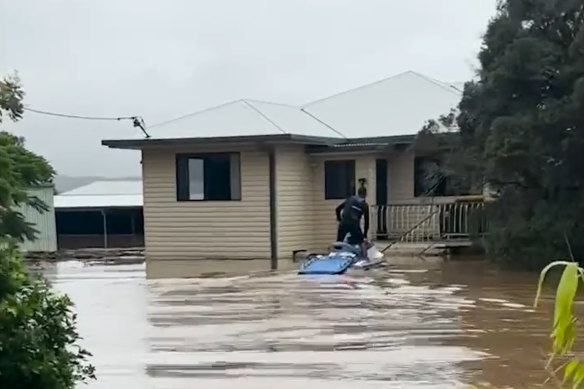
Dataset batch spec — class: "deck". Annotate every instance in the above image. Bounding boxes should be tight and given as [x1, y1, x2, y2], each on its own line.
[371, 200, 486, 256]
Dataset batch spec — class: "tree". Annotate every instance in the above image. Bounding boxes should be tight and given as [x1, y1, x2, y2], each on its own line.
[0, 75, 55, 242]
[0, 74, 95, 387]
[0, 243, 96, 388]
[449, 0, 584, 269]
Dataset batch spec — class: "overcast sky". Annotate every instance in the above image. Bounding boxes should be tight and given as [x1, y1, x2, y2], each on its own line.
[0, 0, 498, 178]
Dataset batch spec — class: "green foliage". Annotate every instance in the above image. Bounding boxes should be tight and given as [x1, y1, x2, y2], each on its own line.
[443, 0, 584, 267]
[0, 75, 55, 242]
[0, 243, 95, 388]
[0, 74, 24, 123]
[0, 74, 95, 387]
[535, 261, 584, 388]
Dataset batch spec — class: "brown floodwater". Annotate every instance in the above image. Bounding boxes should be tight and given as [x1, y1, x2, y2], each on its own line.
[40, 258, 561, 389]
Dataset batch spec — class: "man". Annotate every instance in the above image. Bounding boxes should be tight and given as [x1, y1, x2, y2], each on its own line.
[335, 186, 370, 259]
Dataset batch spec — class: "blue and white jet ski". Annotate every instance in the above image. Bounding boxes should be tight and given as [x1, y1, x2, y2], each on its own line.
[298, 239, 386, 275]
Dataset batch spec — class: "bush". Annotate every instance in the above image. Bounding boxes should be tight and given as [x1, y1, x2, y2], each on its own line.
[0, 242, 95, 388]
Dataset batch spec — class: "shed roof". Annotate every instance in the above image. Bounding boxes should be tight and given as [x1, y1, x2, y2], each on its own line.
[54, 180, 143, 209]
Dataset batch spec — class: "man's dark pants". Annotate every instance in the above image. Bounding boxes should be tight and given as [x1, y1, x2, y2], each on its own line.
[337, 221, 364, 245]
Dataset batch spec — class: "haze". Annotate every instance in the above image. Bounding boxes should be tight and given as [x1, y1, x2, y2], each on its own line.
[0, 0, 498, 178]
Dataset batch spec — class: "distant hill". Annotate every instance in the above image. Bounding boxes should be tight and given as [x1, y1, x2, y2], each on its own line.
[54, 175, 140, 193]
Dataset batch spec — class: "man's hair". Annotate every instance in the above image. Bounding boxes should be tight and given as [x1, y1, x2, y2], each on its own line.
[357, 187, 367, 197]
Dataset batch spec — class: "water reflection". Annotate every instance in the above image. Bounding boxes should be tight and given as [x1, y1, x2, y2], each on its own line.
[42, 260, 553, 388]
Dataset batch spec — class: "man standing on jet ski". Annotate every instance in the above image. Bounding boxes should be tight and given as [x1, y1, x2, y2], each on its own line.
[335, 184, 370, 260]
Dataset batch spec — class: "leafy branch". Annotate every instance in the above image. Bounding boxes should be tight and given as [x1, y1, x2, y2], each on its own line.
[534, 260, 584, 388]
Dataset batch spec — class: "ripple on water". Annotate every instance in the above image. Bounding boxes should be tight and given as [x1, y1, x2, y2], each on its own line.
[43, 263, 544, 389]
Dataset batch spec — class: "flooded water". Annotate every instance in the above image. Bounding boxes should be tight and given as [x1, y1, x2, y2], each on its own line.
[41, 259, 557, 388]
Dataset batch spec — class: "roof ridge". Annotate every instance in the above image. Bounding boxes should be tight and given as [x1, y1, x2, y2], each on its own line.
[303, 70, 463, 107]
[302, 71, 416, 107]
[299, 107, 347, 138]
[241, 99, 288, 135]
[148, 99, 246, 129]
[409, 72, 463, 95]
[246, 99, 347, 138]
[243, 98, 299, 108]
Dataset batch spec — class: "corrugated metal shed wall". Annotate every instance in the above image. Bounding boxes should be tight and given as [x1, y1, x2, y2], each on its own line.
[17, 186, 58, 252]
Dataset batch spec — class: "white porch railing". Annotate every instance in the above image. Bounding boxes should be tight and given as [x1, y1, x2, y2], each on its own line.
[371, 201, 487, 243]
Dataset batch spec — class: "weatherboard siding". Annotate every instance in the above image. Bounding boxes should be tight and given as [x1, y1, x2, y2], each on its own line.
[141, 146, 271, 261]
[139, 143, 448, 261]
[275, 145, 316, 258]
[388, 150, 415, 202]
[309, 154, 377, 251]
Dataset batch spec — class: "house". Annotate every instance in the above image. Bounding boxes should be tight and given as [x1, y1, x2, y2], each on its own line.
[54, 180, 144, 249]
[102, 71, 485, 267]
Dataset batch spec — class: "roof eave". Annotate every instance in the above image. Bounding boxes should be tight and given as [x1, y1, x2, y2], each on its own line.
[343, 134, 417, 145]
[306, 134, 417, 153]
[102, 132, 456, 152]
[101, 133, 346, 150]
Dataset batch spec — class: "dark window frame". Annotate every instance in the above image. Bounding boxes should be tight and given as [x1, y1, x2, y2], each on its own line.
[324, 160, 356, 200]
[176, 152, 242, 202]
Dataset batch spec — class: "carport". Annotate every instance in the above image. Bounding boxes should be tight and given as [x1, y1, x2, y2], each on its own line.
[54, 180, 144, 249]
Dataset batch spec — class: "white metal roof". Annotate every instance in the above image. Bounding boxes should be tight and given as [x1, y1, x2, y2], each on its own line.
[144, 99, 345, 140]
[103, 71, 463, 144]
[303, 71, 462, 138]
[54, 180, 143, 209]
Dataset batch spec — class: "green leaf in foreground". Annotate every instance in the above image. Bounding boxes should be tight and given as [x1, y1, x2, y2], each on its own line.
[565, 358, 580, 384]
[553, 263, 579, 356]
[535, 260, 584, 388]
[534, 261, 572, 309]
[574, 364, 584, 389]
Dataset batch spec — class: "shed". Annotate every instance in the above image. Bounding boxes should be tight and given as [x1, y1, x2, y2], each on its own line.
[16, 185, 58, 253]
[54, 180, 144, 249]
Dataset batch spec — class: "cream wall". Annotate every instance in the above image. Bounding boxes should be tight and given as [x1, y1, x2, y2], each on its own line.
[274, 145, 316, 259]
[388, 149, 415, 202]
[140, 142, 470, 264]
[141, 145, 271, 261]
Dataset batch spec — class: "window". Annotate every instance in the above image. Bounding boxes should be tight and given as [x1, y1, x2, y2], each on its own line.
[414, 156, 445, 197]
[414, 156, 473, 197]
[324, 160, 355, 199]
[176, 153, 241, 201]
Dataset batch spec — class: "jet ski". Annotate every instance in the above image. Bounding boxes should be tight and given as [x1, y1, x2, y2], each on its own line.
[298, 239, 386, 275]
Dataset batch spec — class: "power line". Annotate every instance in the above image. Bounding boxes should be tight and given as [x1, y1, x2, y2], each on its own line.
[23, 107, 136, 121]
[23, 106, 150, 138]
